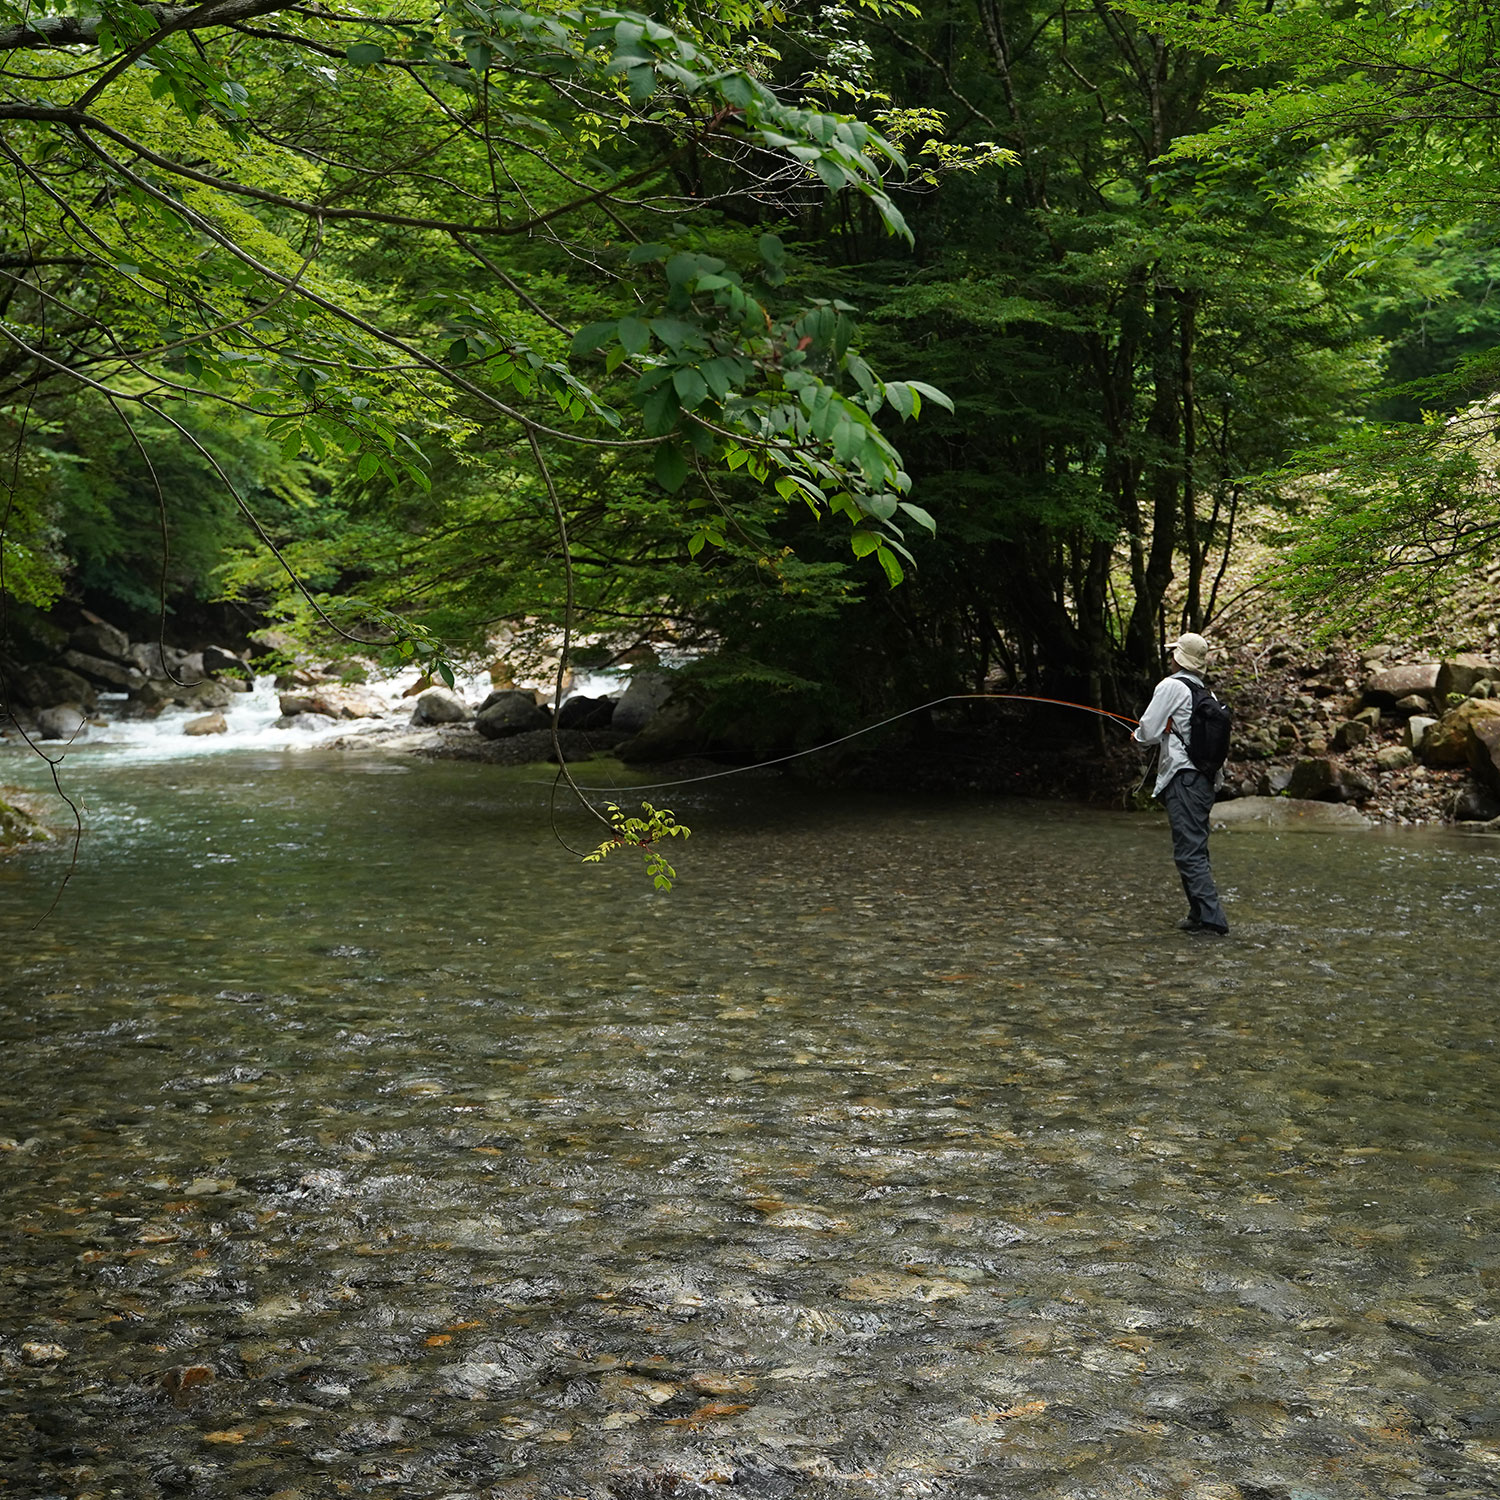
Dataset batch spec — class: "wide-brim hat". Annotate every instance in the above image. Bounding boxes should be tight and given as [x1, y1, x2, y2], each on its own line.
[1168, 632, 1210, 673]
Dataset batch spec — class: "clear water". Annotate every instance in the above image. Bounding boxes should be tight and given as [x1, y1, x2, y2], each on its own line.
[2, 751, 1499, 1498]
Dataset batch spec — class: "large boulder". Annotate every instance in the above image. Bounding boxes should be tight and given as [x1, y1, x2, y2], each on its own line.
[60, 649, 145, 692]
[183, 711, 227, 736]
[1285, 757, 1370, 803]
[1286, 757, 1339, 800]
[69, 617, 131, 663]
[1212, 796, 1371, 830]
[1467, 713, 1500, 796]
[410, 687, 470, 725]
[0, 789, 51, 847]
[616, 697, 704, 764]
[202, 645, 251, 680]
[1404, 715, 1437, 752]
[474, 690, 549, 739]
[175, 679, 234, 711]
[127, 641, 188, 679]
[278, 686, 385, 720]
[35, 705, 88, 741]
[1420, 699, 1500, 766]
[556, 694, 615, 732]
[1436, 655, 1500, 706]
[1454, 780, 1500, 822]
[273, 712, 339, 732]
[611, 670, 675, 734]
[130, 678, 233, 715]
[11, 663, 96, 712]
[1363, 662, 1439, 708]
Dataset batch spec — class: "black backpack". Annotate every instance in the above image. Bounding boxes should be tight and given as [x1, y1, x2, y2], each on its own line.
[1171, 672, 1233, 776]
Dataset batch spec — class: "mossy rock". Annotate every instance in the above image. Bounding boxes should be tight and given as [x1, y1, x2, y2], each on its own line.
[0, 790, 53, 851]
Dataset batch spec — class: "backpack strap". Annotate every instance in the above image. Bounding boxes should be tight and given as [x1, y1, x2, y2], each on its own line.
[1168, 672, 1201, 748]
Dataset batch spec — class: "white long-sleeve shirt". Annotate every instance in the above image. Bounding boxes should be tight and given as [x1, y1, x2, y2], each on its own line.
[1134, 671, 1221, 796]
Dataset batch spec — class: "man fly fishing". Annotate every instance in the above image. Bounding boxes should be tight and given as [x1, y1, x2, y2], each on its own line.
[1133, 632, 1232, 937]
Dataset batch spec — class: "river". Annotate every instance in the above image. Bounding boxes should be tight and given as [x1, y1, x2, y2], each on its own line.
[2, 746, 1499, 1498]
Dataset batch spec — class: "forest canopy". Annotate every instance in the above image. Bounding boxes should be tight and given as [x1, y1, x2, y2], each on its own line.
[3, 0, 1498, 737]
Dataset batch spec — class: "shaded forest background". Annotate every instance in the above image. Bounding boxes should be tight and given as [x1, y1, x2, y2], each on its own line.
[5, 0, 1500, 753]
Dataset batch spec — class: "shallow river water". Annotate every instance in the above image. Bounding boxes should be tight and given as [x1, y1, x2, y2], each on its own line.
[2, 751, 1499, 1499]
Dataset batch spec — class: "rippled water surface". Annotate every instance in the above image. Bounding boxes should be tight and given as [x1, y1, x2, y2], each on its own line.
[2, 752, 1499, 1499]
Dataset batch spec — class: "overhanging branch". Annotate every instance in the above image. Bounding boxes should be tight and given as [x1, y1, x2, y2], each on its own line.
[0, 0, 294, 52]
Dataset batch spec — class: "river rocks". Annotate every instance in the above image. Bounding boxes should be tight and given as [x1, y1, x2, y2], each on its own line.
[1419, 699, 1500, 765]
[1331, 719, 1371, 751]
[61, 648, 146, 692]
[1405, 715, 1437, 751]
[1467, 712, 1500, 794]
[1453, 782, 1500, 822]
[0, 789, 51, 848]
[35, 705, 88, 740]
[1286, 758, 1337, 800]
[410, 687, 470, 725]
[1395, 694, 1430, 714]
[1211, 796, 1371, 829]
[128, 641, 186, 678]
[201, 645, 250, 679]
[1436, 654, 1500, 706]
[20, 1342, 67, 1365]
[1284, 756, 1371, 803]
[134, 678, 233, 714]
[12, 662, 96, 712]
[1339, 767, 1375, 801]
[617, 696, 704, 763]
[1376, 745, 1414, 772]
[611, 670, 674, 734]
[475, 690, 549, 739]
[273, 712, 339, 731]
[160, 1364, 216, 1398]
[1363, 662, 1439, 707]
[183, 711, 227, 736]
[556, 694, 615, 731]
[279, 686, 384, 720]
[69, 617, 130, 662]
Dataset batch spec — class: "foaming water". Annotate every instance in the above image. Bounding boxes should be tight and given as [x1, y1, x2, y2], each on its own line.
[1, 755, 1498, 1498]
[37, 667, 628, 766]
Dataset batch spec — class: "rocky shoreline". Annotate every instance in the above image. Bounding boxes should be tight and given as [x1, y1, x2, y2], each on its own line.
[7, 606, 1500, 834]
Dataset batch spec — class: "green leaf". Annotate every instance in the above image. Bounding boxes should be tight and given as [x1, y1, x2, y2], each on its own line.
[356, 451, 381, 481]
[626, 243, 669, 264]
[650, 316, 697, 349]
[906, 380, 954, 413]
[877, 546, 905, 587]
[627, 65, 656, 104]
[884, 382, 915, 419]
[654, 442, 690, 492]
[570, 321, 616, 356]
[641, 385, 679, 435]
[898, 500, 937, 534]
[346, 43, 386, 66]
[850, 530, 882, 557]
[618, 316, 651, 354]
[672, 366, 708, 407]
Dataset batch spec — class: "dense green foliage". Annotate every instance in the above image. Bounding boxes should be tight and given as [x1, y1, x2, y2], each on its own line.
[5, 0, 1497, 736]
[0, 0, 955, 683]
[1122, 0, 1500, 634]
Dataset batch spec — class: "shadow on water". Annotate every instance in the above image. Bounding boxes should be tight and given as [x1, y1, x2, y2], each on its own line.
[2, 750, 1499, 1498]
